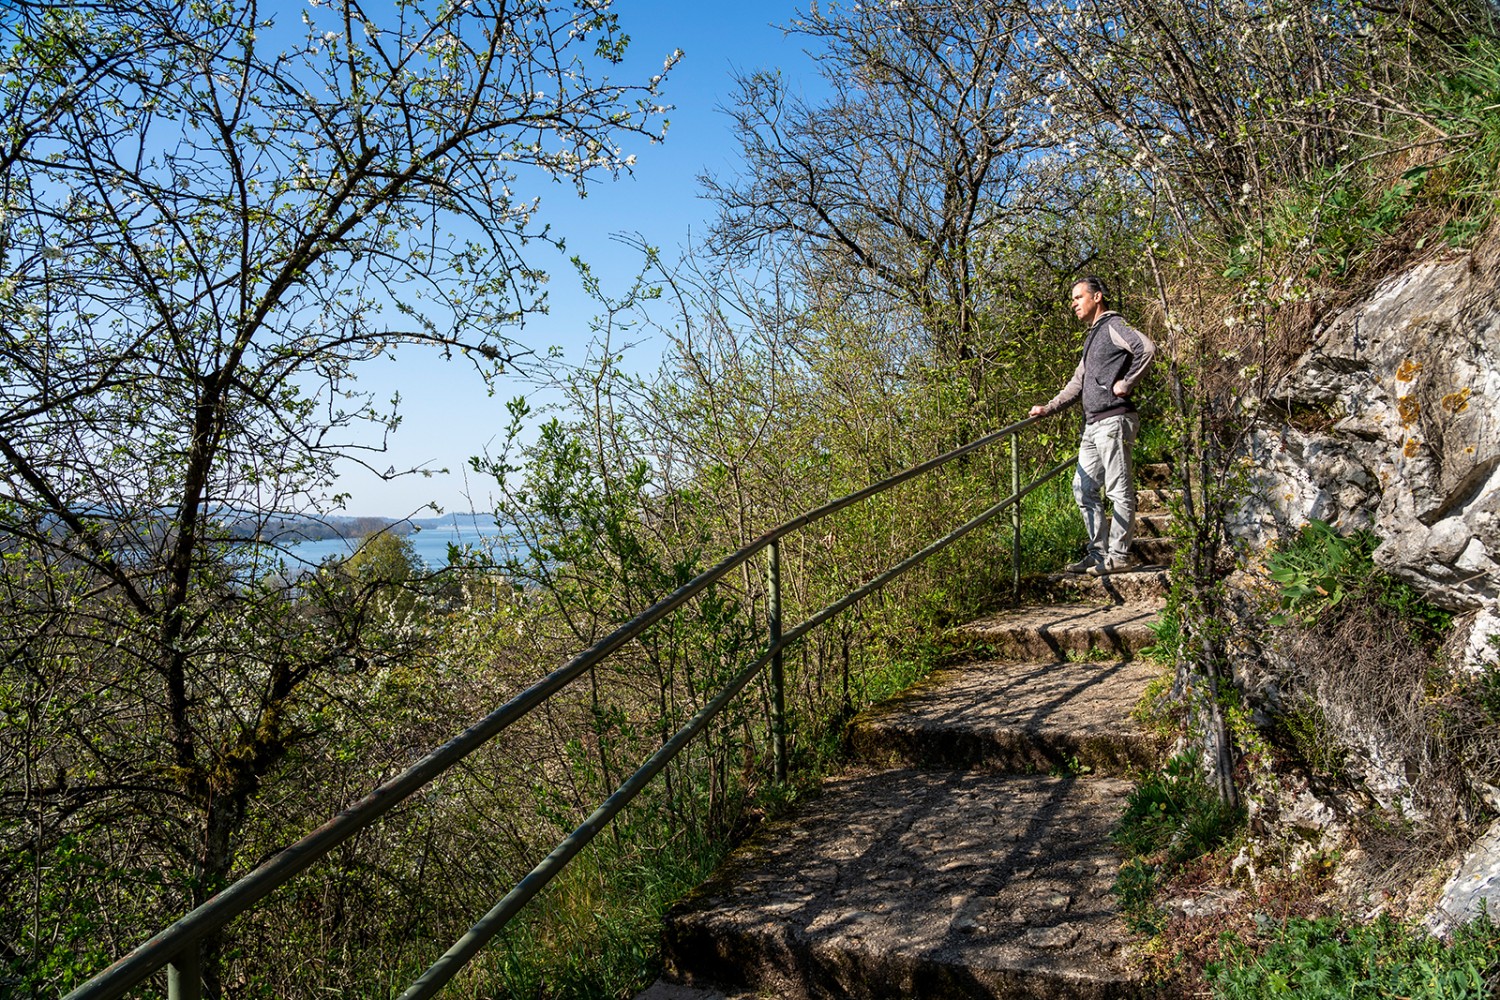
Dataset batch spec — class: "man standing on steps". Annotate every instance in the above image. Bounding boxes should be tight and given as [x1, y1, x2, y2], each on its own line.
[1028, 276, 1156, 576]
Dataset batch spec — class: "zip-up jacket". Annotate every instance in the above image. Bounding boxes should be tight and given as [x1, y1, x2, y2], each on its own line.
[1036, 312, 1156, 423]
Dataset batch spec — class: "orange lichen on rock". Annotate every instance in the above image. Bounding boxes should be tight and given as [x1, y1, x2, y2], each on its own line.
[1404, 437, 1422, 458]
[1398, 395, 1422, 424]
[1396, 358, 1423, 382]
[1441, 387, 1471, 414]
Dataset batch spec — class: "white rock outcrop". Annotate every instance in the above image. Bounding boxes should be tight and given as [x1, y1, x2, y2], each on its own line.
[1235, 257, 1499, 668]
[1428, 818, 1500, 936]
[1228, 255, 1500, 930]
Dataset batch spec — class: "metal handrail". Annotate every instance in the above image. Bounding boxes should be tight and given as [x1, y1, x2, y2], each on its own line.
[65, 413, 1072, 1000]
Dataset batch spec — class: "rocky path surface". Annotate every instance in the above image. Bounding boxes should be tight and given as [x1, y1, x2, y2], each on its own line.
[636, 478, 1175, 1000]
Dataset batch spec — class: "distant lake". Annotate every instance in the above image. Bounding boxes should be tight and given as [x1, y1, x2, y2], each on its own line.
[285, 516, 514, 570]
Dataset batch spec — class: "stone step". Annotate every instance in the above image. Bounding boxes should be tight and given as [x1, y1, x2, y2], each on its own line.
[847, 659, 1163, 776]
[659, 769, 1145, 1000]
[1028, 567, 1173, 606]
[1132, 536, 1175, 565]
[1134, 512, 1172, 539]
[1135, 489, 1174, 514]
[951, 603, 1161, 663]
[1136, 462, 1175, 489]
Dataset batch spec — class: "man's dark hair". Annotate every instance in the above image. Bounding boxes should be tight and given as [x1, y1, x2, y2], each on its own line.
[1073, 275, 1108, 300]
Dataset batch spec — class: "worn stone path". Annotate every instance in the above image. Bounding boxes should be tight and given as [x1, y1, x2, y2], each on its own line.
[658, 770, 1139, 999]
[849, 658, 1162, 776]
[636, 477, 1174, 999]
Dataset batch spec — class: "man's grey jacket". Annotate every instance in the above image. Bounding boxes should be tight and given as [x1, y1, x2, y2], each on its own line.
[1035, 312, 1156, 423]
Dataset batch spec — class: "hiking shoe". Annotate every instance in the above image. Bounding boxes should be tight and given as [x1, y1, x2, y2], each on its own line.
[1088, 554, 1136, 576]
[1064, 556, 1098, 574]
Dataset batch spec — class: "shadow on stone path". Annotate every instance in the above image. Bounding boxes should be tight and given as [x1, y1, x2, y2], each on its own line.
[637, 516, 1173, 999]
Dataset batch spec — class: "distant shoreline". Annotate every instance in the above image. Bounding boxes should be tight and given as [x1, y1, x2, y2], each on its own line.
[223, 511, 501, 544]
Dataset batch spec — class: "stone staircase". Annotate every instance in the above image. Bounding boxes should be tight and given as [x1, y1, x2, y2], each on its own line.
[636, 472, 1175, 1000]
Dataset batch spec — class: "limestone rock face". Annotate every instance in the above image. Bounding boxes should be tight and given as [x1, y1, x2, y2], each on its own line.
[1228, 256, 1500, 934]
[1235, 257, 1500, 645]
[1428, 817, 1500, 936]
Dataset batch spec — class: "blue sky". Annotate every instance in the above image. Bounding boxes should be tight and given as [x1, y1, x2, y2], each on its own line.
[334, 2, 819, 516]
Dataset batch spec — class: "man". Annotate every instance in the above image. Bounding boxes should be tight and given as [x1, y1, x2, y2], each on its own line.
[1028, 276, 1156, 575]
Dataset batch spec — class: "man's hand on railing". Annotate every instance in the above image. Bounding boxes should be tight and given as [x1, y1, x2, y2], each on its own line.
[1028, 405, 1045, 418]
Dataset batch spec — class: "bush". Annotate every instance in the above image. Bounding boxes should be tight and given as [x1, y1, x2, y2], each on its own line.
[1266, 520, 1378, 626]
[1258, 519, 1483, 841]
[1267, 520, 1452, 647]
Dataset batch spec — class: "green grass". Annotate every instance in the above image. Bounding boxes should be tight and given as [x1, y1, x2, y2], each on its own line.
[1016, 471, 1088, 576]
[1422, 37, 1500, 244]
[1133, 418, 1176, 467]
[465, 823, 730, 999]
[1112, 752, 1245, 935]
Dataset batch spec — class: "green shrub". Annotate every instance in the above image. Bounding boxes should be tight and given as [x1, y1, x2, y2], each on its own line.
[1208, 913, 1500, 999]
[1139, 607, 1181, 666]
[1280, 703, 1348, 783]
[1116, 752, 1244, 862]
[1015, 469, 1088, 576]
[467, 831, 727, 1000]
[1266, 520, 1377, 625]
[1421, 36, 1500, 245]
[1373, 572, 1456, 651]
[1113, 858, 1165, 936]
[1473, 663, 1500, 723]
[1133, 418, 1176, 467]
[1267, 520, 1452, 646]
[1232, 33, 1500, 293]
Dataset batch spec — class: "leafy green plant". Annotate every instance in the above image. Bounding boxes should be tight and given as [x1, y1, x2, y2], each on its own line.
[1266, 520, 1453, 647]
[1113, 858, 1165, 935]
[1133, 418, 1176, 467]
[1112, 751, 1245, 934]
[1116, 753, 1245, 861]
[1015, 470, 1089, 577]
[1208, 913, 1500, 999]
[1139, 608, 1181, 666]
[1280, 703, 1347, 783]
[470, 829, 728, 1000]
[1473, 662, 1500, 723]
[1371, 574, 1455, 651]
[1266, 520, 1377, 625]
[1130, 667, 1183, 745]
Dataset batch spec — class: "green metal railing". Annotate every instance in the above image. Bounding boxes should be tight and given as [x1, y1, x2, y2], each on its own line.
[65, 413, 1072, 1000]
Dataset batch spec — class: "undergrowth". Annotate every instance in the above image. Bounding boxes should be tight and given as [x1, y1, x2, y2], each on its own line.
[1015, 468, 1089, 576]
[460, 621, 961, 997]
[1266, 519, 1453, 648]
[1207, 913, 1500, 999]
[1112, 752, 1245, 936]
[1104, 21, 1500, 1000]
[1134, 416, 1176, 467]
[1249, 31, 1500, 291]
[472, 832, 727, 999]
[1133, 517, 1493, 997]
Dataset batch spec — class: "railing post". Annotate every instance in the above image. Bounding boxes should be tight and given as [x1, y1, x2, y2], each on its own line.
[768, 539, 787, 782]
[167, 947, 202, 1000]
[1011, 432, 1022, 599]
